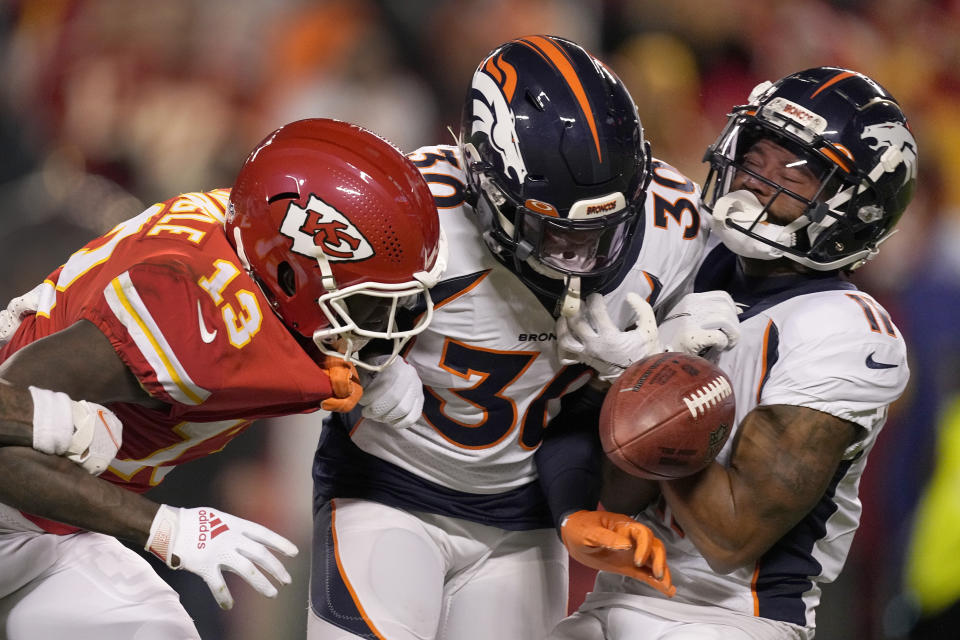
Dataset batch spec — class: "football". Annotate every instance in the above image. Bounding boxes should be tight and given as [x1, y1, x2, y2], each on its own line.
[599, 352, 736, 480]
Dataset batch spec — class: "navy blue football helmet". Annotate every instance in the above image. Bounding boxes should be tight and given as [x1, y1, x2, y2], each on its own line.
[460, 35, 651, 313]
[702, 66, 918, 270]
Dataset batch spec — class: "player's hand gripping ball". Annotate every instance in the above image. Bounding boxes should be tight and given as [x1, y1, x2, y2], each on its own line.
[599, 352, 735, 479]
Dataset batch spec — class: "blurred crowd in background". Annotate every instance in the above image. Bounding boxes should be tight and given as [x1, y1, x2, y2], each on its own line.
[1, 0, 958, 638]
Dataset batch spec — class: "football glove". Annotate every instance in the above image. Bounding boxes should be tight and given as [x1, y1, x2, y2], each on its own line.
[557, 292, 661, 382]
[29, 386, 123, 476]
[320, 355, 363, 412]
[146, 504, 298, 610]
[0, 284, 44, 345]
[358, 355, 424, 429]
[561, 509, 675, 597]
[0, 309, 16, 345]
[658, 291, 740, 358]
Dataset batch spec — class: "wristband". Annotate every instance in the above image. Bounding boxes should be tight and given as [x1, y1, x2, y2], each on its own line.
[146, 504, 180, 567]
[29, 386, 75, 455]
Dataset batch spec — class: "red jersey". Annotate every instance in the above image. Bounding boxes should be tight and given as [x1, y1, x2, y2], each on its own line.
[1, 190, 335, 525]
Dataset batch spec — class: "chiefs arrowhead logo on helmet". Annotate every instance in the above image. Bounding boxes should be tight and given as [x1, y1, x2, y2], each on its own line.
[279, 194, 374, 262]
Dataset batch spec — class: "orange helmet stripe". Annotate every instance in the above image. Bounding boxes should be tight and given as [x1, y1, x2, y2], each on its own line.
[515, 35, 603, 162]
[495, 54, 518, 102]
[810, 70, 856, 98]
[484, 56, 503, 84]
[820, 145, 854, 172]
[484, 54, 518, 102]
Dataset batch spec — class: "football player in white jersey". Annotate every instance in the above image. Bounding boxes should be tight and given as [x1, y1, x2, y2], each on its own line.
[548, 67, 918, 639]
[307, 36, 740, 640]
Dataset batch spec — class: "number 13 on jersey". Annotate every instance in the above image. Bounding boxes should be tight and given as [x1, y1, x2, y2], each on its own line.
[197, 260, 263, 349]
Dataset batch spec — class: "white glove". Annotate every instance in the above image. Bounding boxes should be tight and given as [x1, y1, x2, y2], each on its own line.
[658, 291, 740, 357]
[358, 355, 424, 429]
[0, 309, 17, 345]
[29, 386, 123, 476]
[556, 292, 661, 382]
[145, 504, 298, 610]
[0, 284, 44, 345]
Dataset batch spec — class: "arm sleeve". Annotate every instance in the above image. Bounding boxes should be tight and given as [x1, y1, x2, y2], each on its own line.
[535, 382, 606, 533]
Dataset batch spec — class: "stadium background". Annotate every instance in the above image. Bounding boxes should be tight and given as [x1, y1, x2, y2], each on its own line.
[0, 1, 957, 638]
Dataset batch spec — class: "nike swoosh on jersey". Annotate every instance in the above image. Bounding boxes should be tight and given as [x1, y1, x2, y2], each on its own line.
[865, 352, 897, 369]
[197, 300, 218, 343]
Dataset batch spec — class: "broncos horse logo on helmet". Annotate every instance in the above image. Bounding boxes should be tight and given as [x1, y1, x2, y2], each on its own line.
[460, 35, 652, 316]
[468, 52, 528, 187]
[860, 122, 918, 184]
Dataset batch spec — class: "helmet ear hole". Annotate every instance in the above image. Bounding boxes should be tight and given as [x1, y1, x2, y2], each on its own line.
[277, 262, 296, 296]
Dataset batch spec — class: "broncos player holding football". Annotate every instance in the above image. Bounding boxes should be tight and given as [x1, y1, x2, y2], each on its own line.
[308, 36, 740, 640]
[549, 68, 917, 640]
[0, 118, 445, 639]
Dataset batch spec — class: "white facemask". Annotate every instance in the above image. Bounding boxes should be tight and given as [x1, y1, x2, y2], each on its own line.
[710, 190, 802, 261]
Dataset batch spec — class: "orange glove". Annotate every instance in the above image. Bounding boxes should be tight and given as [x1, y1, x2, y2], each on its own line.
[320, 355, 363, 412]
[560, 510, 675, 597]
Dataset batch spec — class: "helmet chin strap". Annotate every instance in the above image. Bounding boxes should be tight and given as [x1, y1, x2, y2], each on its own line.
[561, 277, 582, 317]
[711, 190, 807, 261]
[310, 248, 358, 358]
[523, 256, 581, 316]
[313, 249, 338, 293]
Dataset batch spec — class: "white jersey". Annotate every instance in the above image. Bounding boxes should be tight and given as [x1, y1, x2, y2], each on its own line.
[313, 145, 708, 530]
[588, 236, 910, 632]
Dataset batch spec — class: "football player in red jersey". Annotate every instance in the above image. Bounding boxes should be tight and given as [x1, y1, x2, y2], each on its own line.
[0, 118, 445, 639]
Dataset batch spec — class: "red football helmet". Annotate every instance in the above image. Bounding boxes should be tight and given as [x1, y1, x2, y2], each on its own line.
[226, 118, 446, 369]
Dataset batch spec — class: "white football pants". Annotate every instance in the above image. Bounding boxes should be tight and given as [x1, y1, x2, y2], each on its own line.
[0, 529, 199, 640]
[308, 498, 568, 640]
[547, 599, 811, 640]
